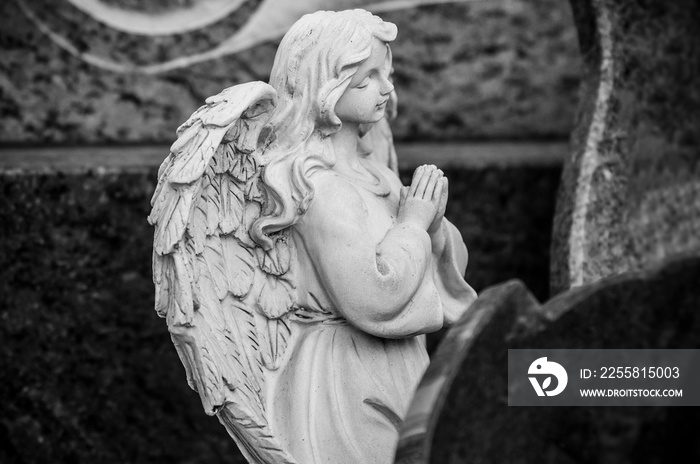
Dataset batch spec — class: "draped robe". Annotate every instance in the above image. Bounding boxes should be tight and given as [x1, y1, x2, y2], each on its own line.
[270, 159, 477, 464]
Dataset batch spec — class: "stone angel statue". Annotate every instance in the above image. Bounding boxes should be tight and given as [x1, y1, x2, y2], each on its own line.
[149, 9, 476, 464]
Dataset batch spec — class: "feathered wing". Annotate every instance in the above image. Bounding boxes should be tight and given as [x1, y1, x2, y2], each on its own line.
[149, 82, 298, 464]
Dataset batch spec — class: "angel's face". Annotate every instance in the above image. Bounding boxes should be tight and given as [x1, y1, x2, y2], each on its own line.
[334, 38, 394, 127]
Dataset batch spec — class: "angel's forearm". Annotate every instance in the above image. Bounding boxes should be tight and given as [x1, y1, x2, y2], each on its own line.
[316, 222, 447, 337]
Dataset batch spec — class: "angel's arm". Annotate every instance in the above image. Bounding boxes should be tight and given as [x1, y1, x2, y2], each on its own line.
[296, 173, 463, 338]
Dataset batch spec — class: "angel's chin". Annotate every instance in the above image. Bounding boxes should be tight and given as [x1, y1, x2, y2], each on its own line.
[367, 109, 386, 124]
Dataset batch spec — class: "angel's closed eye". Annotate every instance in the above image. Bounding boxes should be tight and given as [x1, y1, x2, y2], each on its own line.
[355, 77, 371, 89]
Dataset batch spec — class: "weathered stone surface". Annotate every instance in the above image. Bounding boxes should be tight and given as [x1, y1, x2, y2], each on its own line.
[551, 0, 700, 292]
[0, 171, 244, 464]
[382, 0, 581, 141]
[0, 0, 580, 143]
[396, 254, 700, 463]
[0, 163, 559, 463]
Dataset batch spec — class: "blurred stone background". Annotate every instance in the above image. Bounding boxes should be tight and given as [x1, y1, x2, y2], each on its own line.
[0, 0, 580, 463]
[0, 0, 580, 143]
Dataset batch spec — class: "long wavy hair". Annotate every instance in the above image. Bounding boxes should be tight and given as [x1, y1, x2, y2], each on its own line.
[249, 9, 396, 249]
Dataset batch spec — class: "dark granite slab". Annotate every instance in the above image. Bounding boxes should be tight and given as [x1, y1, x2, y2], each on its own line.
[397, 254, 700, 464]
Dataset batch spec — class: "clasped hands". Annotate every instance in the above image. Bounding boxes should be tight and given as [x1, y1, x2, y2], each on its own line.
[398, 164, 448, 250]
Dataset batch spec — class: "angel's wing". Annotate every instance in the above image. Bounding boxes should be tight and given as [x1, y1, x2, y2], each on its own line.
[149, 82, 298, 464]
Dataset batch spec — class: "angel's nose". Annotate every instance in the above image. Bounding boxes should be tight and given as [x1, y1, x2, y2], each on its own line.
[380, 76, 394, 96]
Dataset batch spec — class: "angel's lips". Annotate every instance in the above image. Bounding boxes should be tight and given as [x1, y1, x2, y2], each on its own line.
[376, 99, 389, 109]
